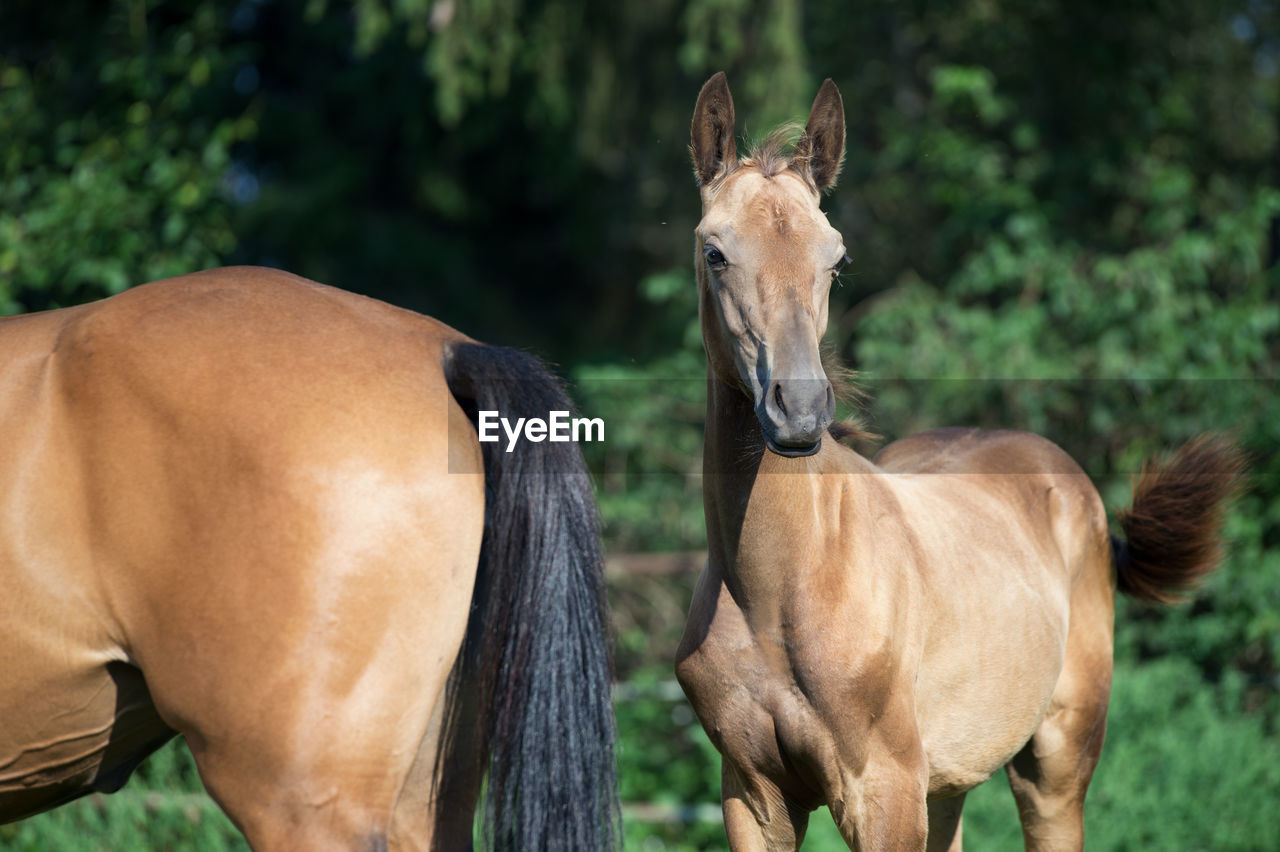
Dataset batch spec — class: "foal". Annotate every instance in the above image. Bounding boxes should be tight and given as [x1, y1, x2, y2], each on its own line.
[675, 73, 1242, 852]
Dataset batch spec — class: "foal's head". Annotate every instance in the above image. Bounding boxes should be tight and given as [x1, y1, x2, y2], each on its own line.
[691, 73, 847, 458]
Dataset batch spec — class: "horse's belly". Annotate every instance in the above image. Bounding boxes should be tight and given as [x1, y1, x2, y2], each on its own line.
[921, 694, 1057, 798]
[0, 627, 171, 823]
[902, 494, 1075, 797]
[0, 535, 173, 820]
[0, 668, 109, 821]
[917, 609, 1068, 798]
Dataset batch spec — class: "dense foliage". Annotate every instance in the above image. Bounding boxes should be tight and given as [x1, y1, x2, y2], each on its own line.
[2, 0, 1277, 848]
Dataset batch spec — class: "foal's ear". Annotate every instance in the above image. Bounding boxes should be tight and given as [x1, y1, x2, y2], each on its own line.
[793, 78, 845, 192]
[691, 72, 738, 186]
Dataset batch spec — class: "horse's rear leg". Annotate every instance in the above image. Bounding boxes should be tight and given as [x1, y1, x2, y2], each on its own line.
[188, 684, 447, 852]
[161, 570, 476, 850]
[413, 671, 484, 851]
[1005, 566, 1113, 852]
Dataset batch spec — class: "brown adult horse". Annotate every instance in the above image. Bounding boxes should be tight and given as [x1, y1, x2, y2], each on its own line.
[675, 73, 1244, 852]
[0, 267, 619, 850]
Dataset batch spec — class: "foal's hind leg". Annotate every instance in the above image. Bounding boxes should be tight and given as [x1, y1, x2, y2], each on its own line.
[1005, 563, 1114, 851]
[925, 793, 966, 852]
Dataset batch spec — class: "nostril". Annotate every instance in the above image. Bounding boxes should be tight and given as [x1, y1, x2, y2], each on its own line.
[773, 383, 787, 417]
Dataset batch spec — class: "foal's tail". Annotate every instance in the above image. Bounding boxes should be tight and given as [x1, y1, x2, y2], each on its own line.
[1112, 434, 1246, 605]
[441, 342, 619, 851]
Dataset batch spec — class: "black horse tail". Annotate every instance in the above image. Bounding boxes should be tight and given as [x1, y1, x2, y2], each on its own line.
[1112, 434, 1246, 605]
[440, 341, 619, 851]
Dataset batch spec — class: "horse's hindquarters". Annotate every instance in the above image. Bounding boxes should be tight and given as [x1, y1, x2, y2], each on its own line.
[0, 270, 490, 847]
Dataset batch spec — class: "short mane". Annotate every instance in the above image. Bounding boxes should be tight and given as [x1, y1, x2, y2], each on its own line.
[741, 123, 813, 187]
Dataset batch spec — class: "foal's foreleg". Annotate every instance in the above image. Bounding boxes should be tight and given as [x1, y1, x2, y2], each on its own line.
[721, 762, 811, 851]
[827, 759, 929, 852]
[821, 713, 929, 852]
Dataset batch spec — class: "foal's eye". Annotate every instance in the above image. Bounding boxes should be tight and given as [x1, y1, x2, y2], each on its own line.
[830, 253, 851, 278]
[704, 246, 728, 270]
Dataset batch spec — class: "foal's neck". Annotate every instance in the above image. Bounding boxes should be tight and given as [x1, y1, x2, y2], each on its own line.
[702, 367, 881, 614]
[703, 372, 821, 609]
[701, 371, 765, 546]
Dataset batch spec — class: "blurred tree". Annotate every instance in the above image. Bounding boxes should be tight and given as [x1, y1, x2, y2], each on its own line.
[219, 0, 815, 361]
[0, 0, 253, 313]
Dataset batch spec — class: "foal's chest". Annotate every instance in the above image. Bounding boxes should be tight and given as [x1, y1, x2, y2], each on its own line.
[675, 570, 907, 804]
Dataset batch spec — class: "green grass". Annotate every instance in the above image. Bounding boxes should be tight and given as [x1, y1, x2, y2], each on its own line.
[622, 658, 1280, 852]
[5, 658, 1275, 850]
